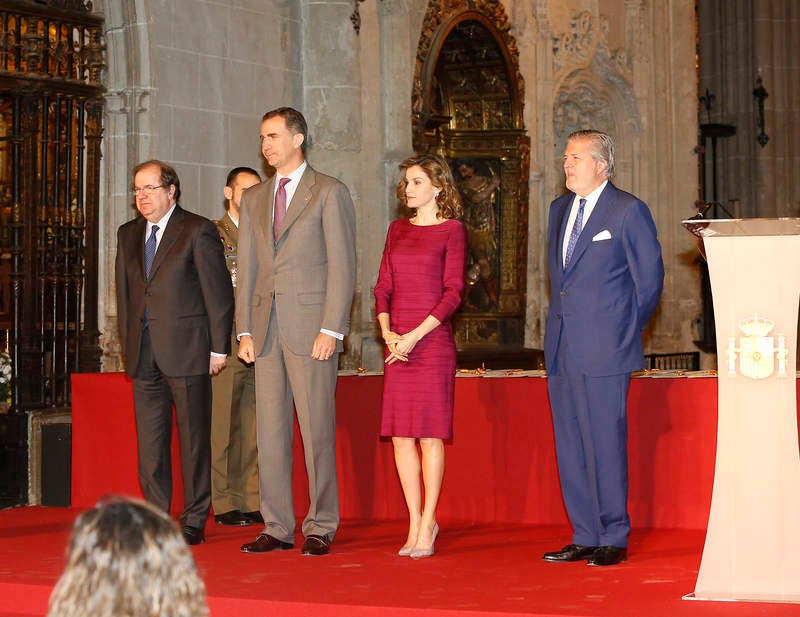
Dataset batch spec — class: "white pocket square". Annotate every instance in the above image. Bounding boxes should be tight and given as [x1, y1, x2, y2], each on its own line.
[592, 230, 612, 241]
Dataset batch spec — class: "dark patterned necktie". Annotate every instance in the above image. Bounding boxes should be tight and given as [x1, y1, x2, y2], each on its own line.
[273, 177, 291, 241]
[564, 198, 586, 268]
[144, 225, 159, 279]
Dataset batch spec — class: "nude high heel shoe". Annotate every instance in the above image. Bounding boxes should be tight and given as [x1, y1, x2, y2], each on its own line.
[409, 522, 438, 559]
[398, 544, 414, 556]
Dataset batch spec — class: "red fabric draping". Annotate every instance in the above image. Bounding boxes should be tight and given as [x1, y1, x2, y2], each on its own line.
[72, 373, 721, 528]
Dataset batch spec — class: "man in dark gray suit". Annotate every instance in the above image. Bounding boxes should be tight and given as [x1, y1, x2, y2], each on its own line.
[115, 160, 234, 545]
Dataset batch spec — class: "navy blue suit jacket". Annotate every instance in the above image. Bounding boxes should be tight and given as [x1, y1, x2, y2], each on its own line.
[544, 182, 664, 376]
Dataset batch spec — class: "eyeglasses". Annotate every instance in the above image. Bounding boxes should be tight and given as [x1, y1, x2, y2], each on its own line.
[132, 184, 167, 195]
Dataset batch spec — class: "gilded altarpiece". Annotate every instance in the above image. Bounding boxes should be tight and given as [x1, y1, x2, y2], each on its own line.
[412, 1, 531, 363]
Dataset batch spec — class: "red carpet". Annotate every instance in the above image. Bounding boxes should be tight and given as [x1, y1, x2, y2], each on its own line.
[1, 507, 798, 617]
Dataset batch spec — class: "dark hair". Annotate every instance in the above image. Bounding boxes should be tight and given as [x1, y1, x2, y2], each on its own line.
[567, 129, 615, 179]
[133, 159, 181, 203]
[262, 107, 308, 154]
[226, 166, 261, 187]
[396, 153, 463, 220]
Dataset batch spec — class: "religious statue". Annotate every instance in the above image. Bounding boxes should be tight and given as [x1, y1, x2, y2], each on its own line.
[455, 159, 501, 312]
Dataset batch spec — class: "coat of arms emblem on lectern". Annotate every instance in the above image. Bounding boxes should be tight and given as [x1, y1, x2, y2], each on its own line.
[726, 314, 788, 379]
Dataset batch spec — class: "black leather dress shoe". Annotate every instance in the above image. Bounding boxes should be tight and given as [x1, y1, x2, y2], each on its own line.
[588, 546, 627, 566]
[241, 510, 264, 525]
[301, 534, 331, 556]
[542, 544, 598, 562]
[214, 510, 248, 526]
[240, 534, 293, 553]
[182, 525, 206, 546]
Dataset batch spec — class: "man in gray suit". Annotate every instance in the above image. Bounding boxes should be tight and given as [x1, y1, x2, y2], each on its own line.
[237, 107, 356, 556]
[116, 160, 234, 546]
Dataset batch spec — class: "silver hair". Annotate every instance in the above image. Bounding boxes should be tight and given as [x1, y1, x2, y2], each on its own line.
[567, 129, 615, 179]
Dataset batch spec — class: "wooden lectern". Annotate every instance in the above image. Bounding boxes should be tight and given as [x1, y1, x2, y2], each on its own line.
[683, 218, 800, 602]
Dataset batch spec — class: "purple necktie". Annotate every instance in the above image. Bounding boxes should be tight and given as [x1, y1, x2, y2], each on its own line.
[273, 177, 291, 241]
[564, 198, 586, 268]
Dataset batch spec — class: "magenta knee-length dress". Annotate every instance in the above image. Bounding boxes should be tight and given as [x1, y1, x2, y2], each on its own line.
[374, 218, 467, 438]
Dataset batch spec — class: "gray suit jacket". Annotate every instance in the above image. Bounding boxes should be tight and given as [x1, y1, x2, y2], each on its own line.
[235, 165, 356, 356]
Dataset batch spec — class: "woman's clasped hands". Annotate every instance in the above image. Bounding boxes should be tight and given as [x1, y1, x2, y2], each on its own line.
[382, 329, 422, 365]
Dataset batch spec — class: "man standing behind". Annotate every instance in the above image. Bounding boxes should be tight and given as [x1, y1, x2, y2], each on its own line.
[115, 160, 234, 545]
[237, 108, 356, 556]
[211, 167, 263, 527]
[542, 130, 663, 566]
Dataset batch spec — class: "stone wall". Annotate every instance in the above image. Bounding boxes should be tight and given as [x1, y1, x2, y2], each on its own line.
[98, 0, 300, 370]
[699, 0, 800, 219]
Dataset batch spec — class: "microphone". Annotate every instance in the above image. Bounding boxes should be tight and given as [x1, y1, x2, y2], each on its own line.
[687, 200, 712, 220]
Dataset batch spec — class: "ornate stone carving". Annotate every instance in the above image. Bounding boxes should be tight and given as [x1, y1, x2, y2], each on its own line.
[552, 10, 632, 80]
[552, 10, 595, 73]
[553, 80, 615, 140]
[607, 47, 632, 77]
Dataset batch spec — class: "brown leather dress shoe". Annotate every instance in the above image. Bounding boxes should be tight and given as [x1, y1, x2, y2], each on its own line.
[542, 544, 597, 562]
[240, 534, 294, 553]
[301, 534, 331, 556]
[182, 525, 206, 546]
[588, 546, 627, 566]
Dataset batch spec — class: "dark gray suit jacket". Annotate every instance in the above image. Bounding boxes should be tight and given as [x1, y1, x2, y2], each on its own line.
[116, 205, 234, 377]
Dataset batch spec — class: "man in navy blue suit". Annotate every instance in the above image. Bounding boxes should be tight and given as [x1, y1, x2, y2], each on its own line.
[542, 130, 664, 566]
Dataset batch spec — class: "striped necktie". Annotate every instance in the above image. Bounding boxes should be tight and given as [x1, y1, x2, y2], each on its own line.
[273, 177, 291, 241]
[564, 198, 586, 268]
[144, 225, 159, 279]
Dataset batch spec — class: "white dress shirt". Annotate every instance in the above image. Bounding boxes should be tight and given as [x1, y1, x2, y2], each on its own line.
[145, 203, 177, 251]
[562, 180, 608, 267]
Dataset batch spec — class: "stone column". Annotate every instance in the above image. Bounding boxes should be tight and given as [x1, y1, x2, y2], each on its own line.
[100, 0, 156, 372]
[300, 0, 364, 369]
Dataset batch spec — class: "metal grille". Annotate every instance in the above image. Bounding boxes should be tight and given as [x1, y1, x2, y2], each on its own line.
[0, 0, 104, 412]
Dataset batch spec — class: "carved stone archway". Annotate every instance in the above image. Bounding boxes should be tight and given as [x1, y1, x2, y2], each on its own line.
[412, 0, 533, 365]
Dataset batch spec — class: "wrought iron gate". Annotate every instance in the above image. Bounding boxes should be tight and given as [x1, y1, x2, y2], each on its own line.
[0, 0, 103, 505]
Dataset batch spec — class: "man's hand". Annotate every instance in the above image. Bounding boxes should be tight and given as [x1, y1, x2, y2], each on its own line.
[311, 332, 336, 361]
[209, 355, 227, 376]
[238, 335, 256, 364]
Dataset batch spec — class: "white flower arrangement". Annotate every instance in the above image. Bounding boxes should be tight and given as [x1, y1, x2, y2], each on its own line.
[0, 350, 11, 406]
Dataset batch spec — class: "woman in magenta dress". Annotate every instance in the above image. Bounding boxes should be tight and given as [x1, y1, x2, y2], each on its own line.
[374, 154, 467, 558]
